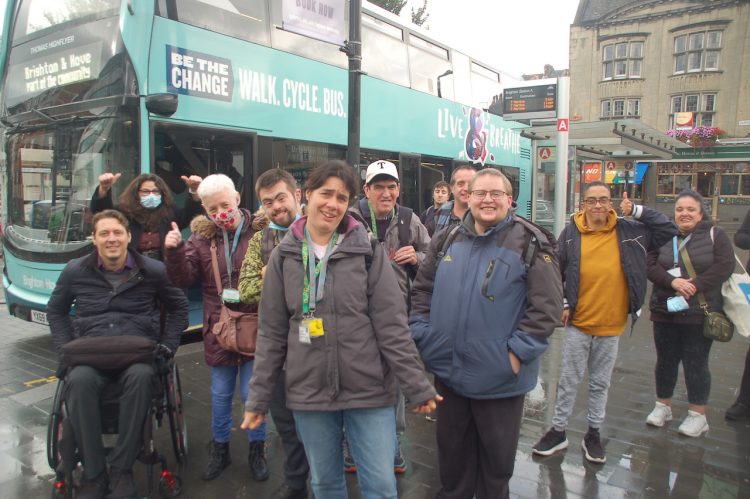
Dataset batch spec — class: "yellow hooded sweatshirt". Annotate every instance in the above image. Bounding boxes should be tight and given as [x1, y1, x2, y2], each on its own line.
[571, 210, 629, 336]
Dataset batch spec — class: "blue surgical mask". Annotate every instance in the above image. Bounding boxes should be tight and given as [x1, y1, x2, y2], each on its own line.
[140, 194, 162, 209]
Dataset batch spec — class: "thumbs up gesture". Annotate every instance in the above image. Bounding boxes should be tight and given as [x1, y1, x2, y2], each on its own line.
[97, 172, 121, 198]
[164, 222, 183, 249]
[620, 191, 634, 217]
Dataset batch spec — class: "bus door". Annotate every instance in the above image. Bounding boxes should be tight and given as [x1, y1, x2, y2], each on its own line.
[151, 123, 257, 210]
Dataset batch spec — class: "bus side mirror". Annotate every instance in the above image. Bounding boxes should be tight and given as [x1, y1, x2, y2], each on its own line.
[145, 94, 178, 117]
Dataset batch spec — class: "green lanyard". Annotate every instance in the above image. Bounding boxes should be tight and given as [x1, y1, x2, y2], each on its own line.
[368, 201, 394, 240]
[302, 228, 339, 316]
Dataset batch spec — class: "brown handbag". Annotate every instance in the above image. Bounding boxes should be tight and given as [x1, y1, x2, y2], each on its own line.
[210, 240, 258, 356]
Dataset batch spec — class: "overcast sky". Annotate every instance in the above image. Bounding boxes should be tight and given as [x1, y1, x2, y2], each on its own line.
[398, 0, 581, 79]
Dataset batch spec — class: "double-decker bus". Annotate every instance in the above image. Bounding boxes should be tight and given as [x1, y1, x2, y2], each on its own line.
[0, 0, 532, 326]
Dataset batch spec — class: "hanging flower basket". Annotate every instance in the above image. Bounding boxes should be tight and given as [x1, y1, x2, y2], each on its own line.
[666, 126, 725, 148]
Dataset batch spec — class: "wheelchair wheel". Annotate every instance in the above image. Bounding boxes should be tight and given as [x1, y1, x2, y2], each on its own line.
[47, 381, 66, 469]
[166, 362, 188, 464]
[158, 472, 182, 498]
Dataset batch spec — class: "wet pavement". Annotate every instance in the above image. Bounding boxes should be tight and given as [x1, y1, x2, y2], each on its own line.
[1, 287, 749, 499]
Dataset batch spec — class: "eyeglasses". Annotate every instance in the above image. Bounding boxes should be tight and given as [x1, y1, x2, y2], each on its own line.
[470, 190, 507, 200]
[138, 189, 161, 195]
[583, 197, 611, 206]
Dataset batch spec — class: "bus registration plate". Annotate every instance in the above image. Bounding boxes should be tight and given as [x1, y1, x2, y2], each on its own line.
[30, 310, 49, 325]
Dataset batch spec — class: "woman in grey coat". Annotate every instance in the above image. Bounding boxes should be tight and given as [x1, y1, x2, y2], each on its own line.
[241, 161, 440, 499]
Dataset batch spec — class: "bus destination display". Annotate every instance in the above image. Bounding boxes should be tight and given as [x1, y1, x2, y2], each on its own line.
[502, 84, 557, 119]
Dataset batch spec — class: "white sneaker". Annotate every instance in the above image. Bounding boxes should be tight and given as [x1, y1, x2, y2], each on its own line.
[678, 410, 709, 437]
[646, 402, 673, 427]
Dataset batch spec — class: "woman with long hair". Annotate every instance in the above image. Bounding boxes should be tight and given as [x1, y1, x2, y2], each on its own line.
[90, 172, 203, 260]
[645, 190, 733, 436]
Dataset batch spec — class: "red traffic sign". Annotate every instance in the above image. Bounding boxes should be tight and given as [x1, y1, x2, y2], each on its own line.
[539, 147, 552, 160]
[606, 161, 616, 170]
[557, 118, 569, 132]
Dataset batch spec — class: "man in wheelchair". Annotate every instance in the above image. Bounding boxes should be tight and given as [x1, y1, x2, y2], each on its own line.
[47, 209, 189, 499]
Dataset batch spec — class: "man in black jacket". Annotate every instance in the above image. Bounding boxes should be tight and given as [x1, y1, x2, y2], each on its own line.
[47, 209, 188, 499]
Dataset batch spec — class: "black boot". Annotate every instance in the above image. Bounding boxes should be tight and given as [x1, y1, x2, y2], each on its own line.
[249, 440, 270, 481]
[202, 440, 231, 481]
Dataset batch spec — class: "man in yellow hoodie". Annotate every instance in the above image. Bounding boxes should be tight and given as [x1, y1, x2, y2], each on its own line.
[532, 181, 677, 464]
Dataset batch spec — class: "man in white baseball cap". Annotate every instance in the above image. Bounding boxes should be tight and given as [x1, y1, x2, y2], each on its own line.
[346, 160, 431, 474]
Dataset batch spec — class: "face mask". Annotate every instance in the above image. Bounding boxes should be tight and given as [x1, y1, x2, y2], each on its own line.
[211, 208, 239, 230]
[140, 194, 162, 209]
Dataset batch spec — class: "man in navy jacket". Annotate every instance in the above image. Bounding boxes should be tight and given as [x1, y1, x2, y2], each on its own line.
[47, 209, 188, 499]
[410, 169, 563, 499]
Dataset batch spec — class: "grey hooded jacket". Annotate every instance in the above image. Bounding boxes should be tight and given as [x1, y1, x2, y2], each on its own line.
[246, 215, 436, 413]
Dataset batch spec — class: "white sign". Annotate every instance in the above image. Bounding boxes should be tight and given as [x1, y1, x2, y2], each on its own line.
[282, 0, 346, 46]
[740, 120, 750, 126]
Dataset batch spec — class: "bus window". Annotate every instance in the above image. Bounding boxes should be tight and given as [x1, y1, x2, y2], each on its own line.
[153, 125, 256, 209]
[13, 0, 119, 41]
[158, 0, 270, 46]
[5, 108, 139, 253]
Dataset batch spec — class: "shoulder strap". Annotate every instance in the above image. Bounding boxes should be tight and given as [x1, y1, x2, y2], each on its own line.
[209, 239, 223, 295]
[679, 243, 708, 314]
[364, 238, 378, 271]
[260, 227, 278, 266]
[397, 206, 413, 248]
[435, 224, 462, 270]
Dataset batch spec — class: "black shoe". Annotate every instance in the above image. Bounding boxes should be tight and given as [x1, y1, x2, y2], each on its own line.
[202, 440, 231, 481]
[532, 428, 568, 456]
[582, 427, 606, 464]
[76, 471, 108, 499]
[394, 445, 407, 474]
[249, 440, 270, 481]
[270, 482, 309, 499]
[107, 468, 138, 499]
[424, 410, 437, 422]
[725, 401, 750, 421]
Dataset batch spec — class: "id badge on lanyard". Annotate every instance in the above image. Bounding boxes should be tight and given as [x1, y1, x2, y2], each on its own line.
[299, 228, 336, 344]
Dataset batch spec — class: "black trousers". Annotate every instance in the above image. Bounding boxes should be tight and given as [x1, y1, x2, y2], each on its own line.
[64, 363, 154, 479]
[653, 322, 712, 405]
[435, 378, 525, 499]
[270, 370, 310, 489]
[738, 345, 750, 405]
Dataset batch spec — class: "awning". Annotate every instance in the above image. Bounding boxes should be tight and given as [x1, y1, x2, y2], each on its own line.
[520, 119, 685, 160]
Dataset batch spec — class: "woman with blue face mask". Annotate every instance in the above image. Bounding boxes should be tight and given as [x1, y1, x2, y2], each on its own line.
[90, 172, 204, 260]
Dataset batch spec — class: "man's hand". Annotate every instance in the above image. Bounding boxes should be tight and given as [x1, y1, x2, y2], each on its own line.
[181, 175, 203, 195]
[620, 192, 634, 217]
[393, 245, 418, 266]
[413, 394, 443, 414]
[509, 350, 521, 375]
[561, 308, 570, 326]
[164, 222, 183, 249]
[98, 172, 121, 198]
[241, 411, 266, 430]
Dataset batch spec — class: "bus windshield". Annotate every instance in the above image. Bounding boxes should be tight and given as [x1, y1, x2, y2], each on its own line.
[5, 107, 138, 255]
[13, 0, 119, 41]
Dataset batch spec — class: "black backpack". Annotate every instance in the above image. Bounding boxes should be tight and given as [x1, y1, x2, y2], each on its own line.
[357, 198, 417, 279]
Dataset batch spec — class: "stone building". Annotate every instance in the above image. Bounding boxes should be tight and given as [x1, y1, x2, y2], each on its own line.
[568, 0, 750, 228]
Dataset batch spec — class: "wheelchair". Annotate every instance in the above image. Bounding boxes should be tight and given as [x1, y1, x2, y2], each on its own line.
[46, 351, 187, 498]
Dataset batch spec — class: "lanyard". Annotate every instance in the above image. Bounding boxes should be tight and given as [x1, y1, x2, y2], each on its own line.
[368, 201, 394, 240]
[221, 214, 245, 289]
[672, 234, 691, 267]
[302, 227, 339, 315]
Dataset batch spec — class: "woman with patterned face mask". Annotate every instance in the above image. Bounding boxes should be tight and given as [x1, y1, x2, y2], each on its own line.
[90, 172, 204, 260]
[162, 174, 270, 484]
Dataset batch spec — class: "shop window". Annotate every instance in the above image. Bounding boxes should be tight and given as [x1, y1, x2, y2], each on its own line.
[720, 174, 739, 195]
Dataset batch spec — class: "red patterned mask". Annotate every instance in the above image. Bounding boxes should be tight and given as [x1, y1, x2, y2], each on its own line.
[211, 208, 238, 230]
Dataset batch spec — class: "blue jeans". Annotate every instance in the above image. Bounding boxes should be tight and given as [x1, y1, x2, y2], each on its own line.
[294, 407, 397, 499]
[211, 362, 266, 442]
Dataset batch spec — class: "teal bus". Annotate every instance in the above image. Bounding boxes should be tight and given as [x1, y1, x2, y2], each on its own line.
[0, 0, 532, 326]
